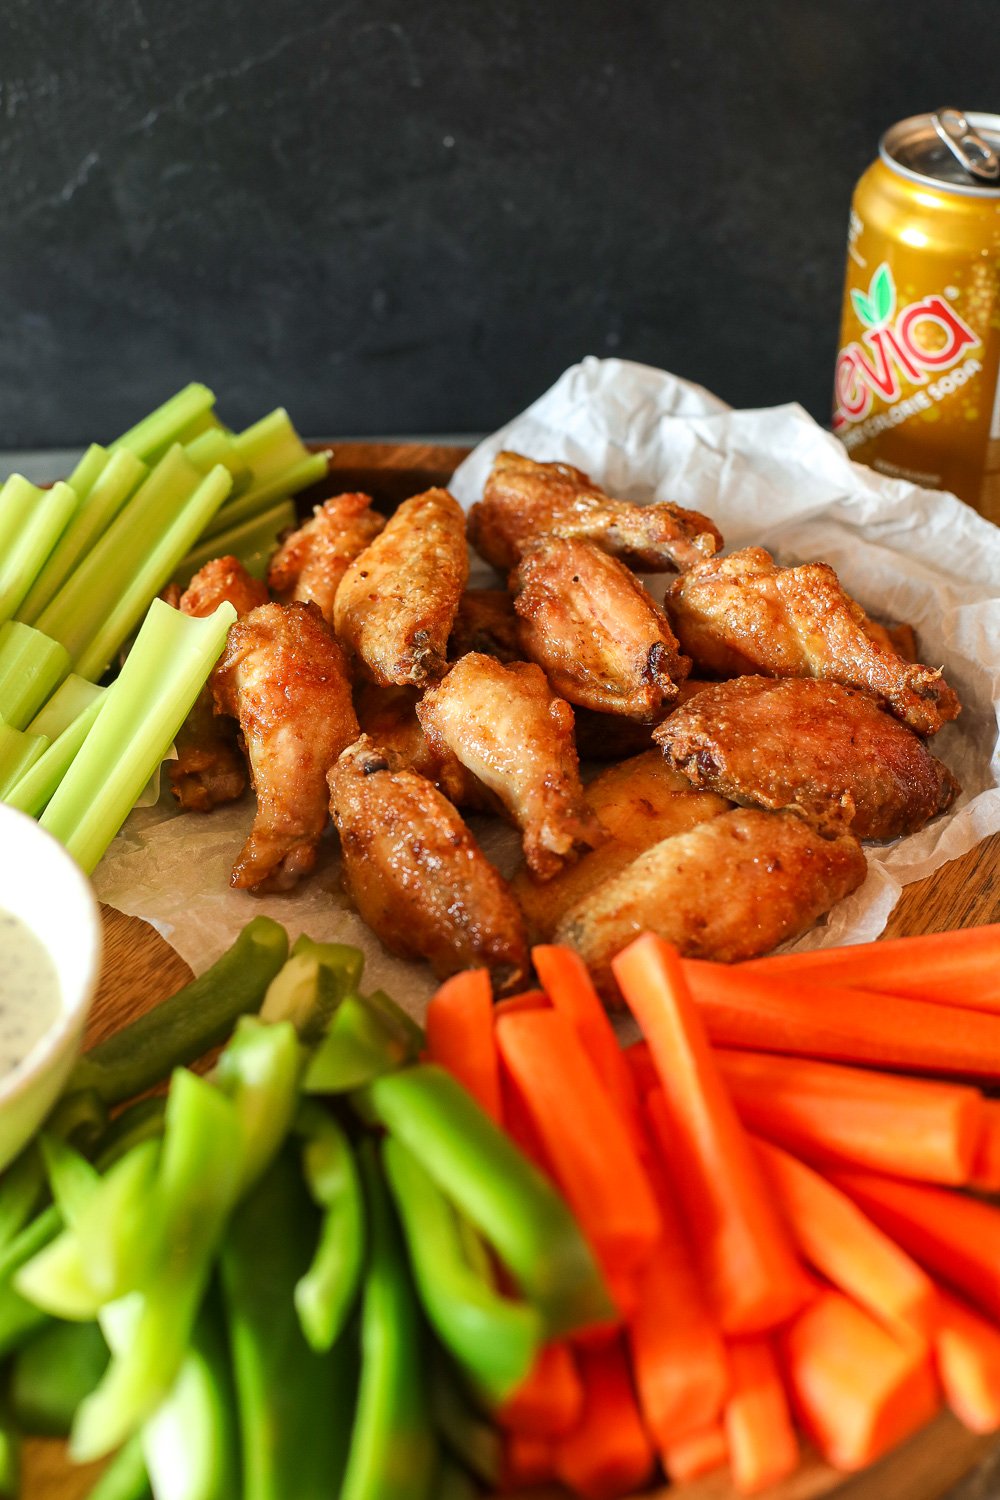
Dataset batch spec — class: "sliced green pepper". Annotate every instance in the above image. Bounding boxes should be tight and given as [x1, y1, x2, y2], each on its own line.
[293, 1104, 365, 1353]
[142, 1295, 238, 1500]
[213, 1016, 302, 1194]
[304, 998, 411, 1094]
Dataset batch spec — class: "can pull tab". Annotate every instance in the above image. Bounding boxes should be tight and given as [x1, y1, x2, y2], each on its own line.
[932, 107, 1000, 183]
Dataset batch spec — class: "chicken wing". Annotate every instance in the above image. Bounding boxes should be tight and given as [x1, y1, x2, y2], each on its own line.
[468, 451, 722, 572]
[513, 536, 689, 720]
[512, 750, 731, 939]
[449, 588, 521, 663]
[328, 736, 529, 990]
[168, 557, 270, 813]
[333, 487, 469, 686]
[354, 681, 487, 810]
[666, 547, 960, 736]
[267, 491, 386, 624]
[554, 809, 868, 999]
[416, 653, 606, 880]
[654, 677, 960, 840]
[572, 680, 715, 761]
[212, 601, 359, 892]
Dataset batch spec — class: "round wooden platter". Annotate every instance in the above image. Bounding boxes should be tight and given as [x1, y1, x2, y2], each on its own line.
[23, 441, 1000, 1499]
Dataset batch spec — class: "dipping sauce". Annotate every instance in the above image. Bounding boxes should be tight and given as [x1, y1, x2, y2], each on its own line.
[0, 910, 61, 1075]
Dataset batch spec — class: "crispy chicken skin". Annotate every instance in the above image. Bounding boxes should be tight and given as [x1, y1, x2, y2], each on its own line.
[267, 492, 386, 624]
[655, 677, 960, 841]
[353, 681, 487, 810]
[513, 536, 690, 721]
[468, 452, 723, 572]
[448, 589, 521, 663]
[666, 547, 960, 736]
[333, 487, 469, 687]
[512, 751, 731, 940]
[212, 601, 359, 892]
[168, 557, 270, 813]
[572, 680, 716, 761]
[328, 736, 529, 990]
[416, 653, 606, 880]
[554, 808, 868, 999]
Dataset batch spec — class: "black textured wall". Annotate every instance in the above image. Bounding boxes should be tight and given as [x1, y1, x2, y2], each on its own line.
[1, 1, 996, 444]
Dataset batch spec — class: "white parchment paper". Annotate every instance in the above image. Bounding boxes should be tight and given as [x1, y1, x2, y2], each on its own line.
[93, 357, 1000, 1007]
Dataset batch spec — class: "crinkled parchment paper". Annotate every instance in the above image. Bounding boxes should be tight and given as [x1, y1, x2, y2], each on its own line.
[93, 357, 1000, 1016]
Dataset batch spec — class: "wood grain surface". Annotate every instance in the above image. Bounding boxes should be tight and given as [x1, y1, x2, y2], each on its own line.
[25, 442, 1000, 1500]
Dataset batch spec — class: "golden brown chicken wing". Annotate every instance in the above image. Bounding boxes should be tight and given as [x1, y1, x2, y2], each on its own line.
[267, 492, 386, 624]
[572, 680, 716, 761]
[328, 736, 529, 990]
[665, 547, 960, 736]
[554, 808, 868, 999]
[333, 487, 469, 687]
[513, 536, 689, 720]
[212, 601, 359, 892]
[353, 681, 487, 810]
[512, 750, 732, 939]
[468, 451, 722, 572]
[654, 677, 960, 840]
[416, 653, 606, 880]
[448, 588, 521, 663]
[168, 557, 270, 813]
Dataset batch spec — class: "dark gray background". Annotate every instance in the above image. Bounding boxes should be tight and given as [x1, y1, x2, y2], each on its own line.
[1, 1, 996, 445]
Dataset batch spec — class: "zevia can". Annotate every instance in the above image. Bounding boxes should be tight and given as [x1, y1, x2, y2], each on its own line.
[833, 108, 1000, 521]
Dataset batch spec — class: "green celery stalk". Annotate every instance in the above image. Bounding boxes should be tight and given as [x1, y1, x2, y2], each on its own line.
[70, 1140, 162, 1305]
[205, 452, 329, 538]
[109, 384, 217, 465]
[0, 723, 49, 800]
[10, 1319, 110, 1436]
[67, 444, 112, 501]
[174, 498, 296, 586]
[234, 408, 321, 485]
[0, 475, 45, 559]
[305, 998, 412, 1094]
[0, 1149, 46, 1255]
[40, 599, 235, 874]
[142, 1298, 238, 1500]
[294, 1106, 365, 1353]
[4, 690, 105, 818]
[0, 481, 78, 627]
[26, 672, 104, 739]
[18, 450, 148, 626]
[213, 1016, 303, 1196]
[0, 621, 71, 729]
[184, 428, 250, 496]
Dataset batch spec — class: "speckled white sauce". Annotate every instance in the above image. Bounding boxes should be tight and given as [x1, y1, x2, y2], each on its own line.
[0, 910, 60, 1075]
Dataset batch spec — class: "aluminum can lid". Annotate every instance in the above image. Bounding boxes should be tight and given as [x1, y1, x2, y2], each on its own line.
[881, 109, 1000, 196]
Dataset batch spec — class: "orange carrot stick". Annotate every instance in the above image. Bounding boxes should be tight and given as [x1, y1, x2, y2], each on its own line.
[752, 1137, 938, 1339]
[680, 961, 1000, 1078]
[424, 968, 502, 1121]
[719, 1047, 982, 1185]
[501, 1433, 557, 1491]
[613, 934, 810, 1335]
[829, 1169, 1000, 1323]
[781, 1289, 939, 1471]
[737, 925, 1000, 1011]
[723, 1336, 799, 1495]
[661, 1423, 728, 1483]
[934, 1288, 1000, 1434]
[624, 1040, 659, 1100]
[493, 989, 549, 1020]
[495, 1009, 662, 1276]
[496, 1342, 584, 1437]
[971, 1100, 1000, 1192]
[553, 1339, 656, 1500]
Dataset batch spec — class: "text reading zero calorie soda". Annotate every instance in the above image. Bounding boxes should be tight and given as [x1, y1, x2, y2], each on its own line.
[833, 109, 1000, 522]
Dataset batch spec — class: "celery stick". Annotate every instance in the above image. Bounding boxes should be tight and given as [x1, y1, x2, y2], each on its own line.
[0, 476, 43, 560]
[18, 450, 148, 626]
[109, 384, 217, 465]
[142, 1300, 238, 1500]
[4, 690, 105, 818]
[233, 408, 313, 482]
[40, 600, 235, 873]
[0, 724, 49, 800]
[0, 621, 70, 729]
[67, 444, 111, 502]
[184, 428, 250, 497]
[206, 452, 329, 540]
[27, 673, 104, 739]
[0, 481, 77, 627]
[174, 499, 296, 586]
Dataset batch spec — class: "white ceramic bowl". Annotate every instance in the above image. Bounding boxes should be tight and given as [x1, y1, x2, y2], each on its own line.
[0, 804, 103, 1170]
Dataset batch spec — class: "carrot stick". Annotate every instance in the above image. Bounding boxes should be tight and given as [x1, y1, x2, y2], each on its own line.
[719, 1047, 982, 1185]
[501, 1433, 557, 1490]
[829, 1169, 1000, 1322]
[553, 1339, 656, 1500]
[495, 1010, 662, 1277]
[971, 1100, 1000, 1192]
[680, 961, 1000, 1078]
[780, 1288, 939, 1471]
[934, 1288, 1000, 1434]
[425, 968, 502, 1122]
[493, 989, 548, 1019]
[624, 1040, 659, 1100]
[496, 1342, 584, 1437]
[723, 1336, 799, 1495]
[613, 934, 810, 1335]
[662, 1423, 728, 1482]
[737, 925, 1000, 1011]
[752, 1137, 938, 1339]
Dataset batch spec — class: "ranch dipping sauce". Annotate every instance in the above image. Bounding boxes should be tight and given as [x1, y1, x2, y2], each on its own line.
[0, 909, 61, 1075]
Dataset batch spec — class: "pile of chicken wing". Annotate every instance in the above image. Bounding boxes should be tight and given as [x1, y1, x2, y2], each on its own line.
[167, 452, 962, 1001]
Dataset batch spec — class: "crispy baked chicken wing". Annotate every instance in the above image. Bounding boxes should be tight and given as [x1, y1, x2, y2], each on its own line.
[416, 653, 606, 880]
[328, 736, 529, 990]
[572, 680, 716, 761]
[267, 492, 386, 623]
[333, 487, 469, 687]
[512, 750, 731, 939]
[654, 677, 960, 840]
[212, 601, 359, 892]
[513, 536, 689, 720]
[448, 588, 521, 663]
[554, 808, 868, 999]
[168, 557, 270, 813]
[354, 681, 487, 810]
[666, 547, 960, 736]
[468, 452, 722, 572]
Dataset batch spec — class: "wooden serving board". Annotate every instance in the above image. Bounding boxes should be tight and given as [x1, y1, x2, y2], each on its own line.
[25, 442, 1000, 1500]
